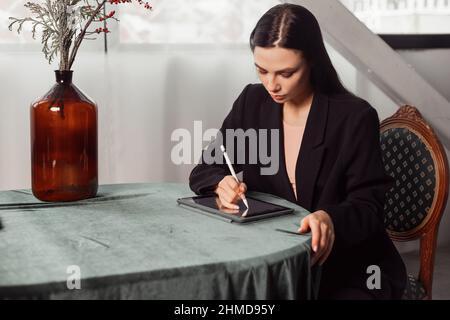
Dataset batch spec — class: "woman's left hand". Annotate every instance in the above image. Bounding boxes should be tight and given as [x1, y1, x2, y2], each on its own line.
[298, 210, 335, 266]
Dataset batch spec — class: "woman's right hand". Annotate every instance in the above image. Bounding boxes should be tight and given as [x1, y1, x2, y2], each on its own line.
[214, 175, 247, 210]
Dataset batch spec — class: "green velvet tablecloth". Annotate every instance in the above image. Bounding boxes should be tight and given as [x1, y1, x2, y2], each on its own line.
[0, 183, 320, 299]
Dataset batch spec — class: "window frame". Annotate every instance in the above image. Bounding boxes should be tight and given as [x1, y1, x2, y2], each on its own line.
[379, 34, 450, 49]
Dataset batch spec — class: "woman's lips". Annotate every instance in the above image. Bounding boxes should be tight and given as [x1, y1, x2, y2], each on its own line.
[271, 94, 286, 100]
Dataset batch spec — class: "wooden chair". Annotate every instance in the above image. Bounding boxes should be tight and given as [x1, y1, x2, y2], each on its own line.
[380, 105, 449, 300]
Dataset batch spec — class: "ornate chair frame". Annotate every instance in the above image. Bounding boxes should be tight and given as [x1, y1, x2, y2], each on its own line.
[380, 105, 449, 299]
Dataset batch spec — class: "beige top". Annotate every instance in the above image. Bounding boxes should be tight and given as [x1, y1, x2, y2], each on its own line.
[283, 120, 306, 200]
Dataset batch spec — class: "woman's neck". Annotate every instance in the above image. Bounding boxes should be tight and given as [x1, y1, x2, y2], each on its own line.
[283, 86, 314, 126]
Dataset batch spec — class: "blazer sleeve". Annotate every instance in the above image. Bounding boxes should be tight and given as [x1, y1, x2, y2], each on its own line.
[188, 84, 251, 195]
[319, 105, 392, 248]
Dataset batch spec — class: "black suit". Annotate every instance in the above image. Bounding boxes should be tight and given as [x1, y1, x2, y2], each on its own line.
[189, 84, 407, 299]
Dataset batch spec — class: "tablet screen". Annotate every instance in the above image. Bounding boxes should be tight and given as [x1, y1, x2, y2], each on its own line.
[191, 195, 290, 219]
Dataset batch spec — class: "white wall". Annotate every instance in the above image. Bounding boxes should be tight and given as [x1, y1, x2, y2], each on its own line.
[0, 47, 256, 190]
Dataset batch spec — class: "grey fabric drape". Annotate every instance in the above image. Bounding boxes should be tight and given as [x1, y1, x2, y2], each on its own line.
[0, 183, 320, 299]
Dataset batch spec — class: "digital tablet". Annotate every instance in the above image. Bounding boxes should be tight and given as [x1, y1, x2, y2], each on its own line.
[177, 195, 294, 223]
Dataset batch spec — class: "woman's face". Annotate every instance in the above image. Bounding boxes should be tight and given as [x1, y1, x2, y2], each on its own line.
[253, 46, 311, 104]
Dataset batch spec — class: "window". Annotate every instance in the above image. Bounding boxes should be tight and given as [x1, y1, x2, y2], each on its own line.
[339, 0, 450, 48]
[0, 0, 33, 44]
[2, 0, 282, 47]
[1, 0, 105, 51]
[340, 0, 450, 34]
[116, 0, 280, 44]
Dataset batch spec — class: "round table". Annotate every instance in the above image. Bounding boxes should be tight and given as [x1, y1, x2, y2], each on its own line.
[0, 183, 320, 299]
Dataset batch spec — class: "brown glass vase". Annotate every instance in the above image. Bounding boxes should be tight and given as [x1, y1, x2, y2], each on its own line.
[30, 70, 98, 202]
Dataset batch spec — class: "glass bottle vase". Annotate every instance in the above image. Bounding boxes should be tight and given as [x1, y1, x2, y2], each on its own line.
[30, 70, 98, 202]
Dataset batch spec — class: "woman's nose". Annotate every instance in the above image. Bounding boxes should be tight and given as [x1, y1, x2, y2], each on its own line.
[267, 76, 280, 93]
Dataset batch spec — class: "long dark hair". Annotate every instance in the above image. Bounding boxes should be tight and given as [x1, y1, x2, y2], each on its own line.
[250, 4, 349, 95]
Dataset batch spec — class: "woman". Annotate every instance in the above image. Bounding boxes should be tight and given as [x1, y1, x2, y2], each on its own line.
[189, 4, 406, 299]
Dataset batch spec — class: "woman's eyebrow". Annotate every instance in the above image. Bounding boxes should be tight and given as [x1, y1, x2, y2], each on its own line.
[254, 63, 299, 73]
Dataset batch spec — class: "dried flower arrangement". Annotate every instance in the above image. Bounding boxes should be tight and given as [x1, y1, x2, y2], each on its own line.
[8, 0, 152, 71]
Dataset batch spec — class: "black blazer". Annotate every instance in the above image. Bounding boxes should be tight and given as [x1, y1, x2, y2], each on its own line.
[189, 84, 406, 299]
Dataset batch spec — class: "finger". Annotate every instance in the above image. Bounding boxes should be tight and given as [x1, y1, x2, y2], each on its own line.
[317, 229, 334, 265]
[318, 231, 334, 265]
[218, 186, 239, 204]
[230, 182, 246, 202]
[319, 223, 329, 254]
[311, 246, 322, 266]
[219, 195, 240, 210]
[317, 244, 331, 266]
[223, 179, 241, 202]
[218, 177, 235, 195]
[216, 186, 232, 203]
[224, 176, 239, 191]
[221, 207, 240, 214]
[309, 219, 321, 253]
[221, 199, 239, 210]
[298, 216, 310, 233]
[313, 224, 330, 263]
[313, 241, 328, 267]
[237, 184, 248, 205]
[239, 183, 247, 194]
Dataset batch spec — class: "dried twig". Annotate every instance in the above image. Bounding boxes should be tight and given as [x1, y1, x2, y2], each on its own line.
[8, 0, 152, 70]
[68, 0, 107, 70]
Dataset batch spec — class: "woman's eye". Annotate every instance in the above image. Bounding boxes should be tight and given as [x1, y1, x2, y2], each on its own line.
[281, 73, 293, 78]
[257, 69, 267, 74]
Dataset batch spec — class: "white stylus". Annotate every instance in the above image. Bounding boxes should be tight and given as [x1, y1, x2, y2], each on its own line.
[220, 145, 249, 209]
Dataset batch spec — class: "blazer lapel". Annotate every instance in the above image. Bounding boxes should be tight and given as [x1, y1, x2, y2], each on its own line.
[295, 92, 329, 211]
